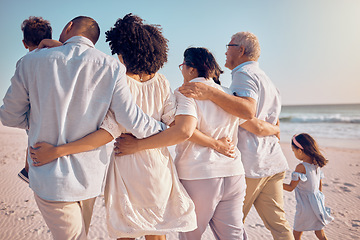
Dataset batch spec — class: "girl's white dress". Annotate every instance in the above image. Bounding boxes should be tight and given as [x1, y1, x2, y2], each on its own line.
[101, 73, 197, 238]
[292, 162, 333, 231]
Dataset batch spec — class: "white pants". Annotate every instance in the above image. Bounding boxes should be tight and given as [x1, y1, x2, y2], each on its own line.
[180, 175, 247, 240]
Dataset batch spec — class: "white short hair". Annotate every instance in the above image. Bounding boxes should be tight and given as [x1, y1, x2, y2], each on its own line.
[231, 32, 261, 61]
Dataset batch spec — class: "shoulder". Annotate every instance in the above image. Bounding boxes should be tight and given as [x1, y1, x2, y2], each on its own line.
[295, 163, 306, 174]
[155, 73, 171, 87]
[234, 61, 258, 74]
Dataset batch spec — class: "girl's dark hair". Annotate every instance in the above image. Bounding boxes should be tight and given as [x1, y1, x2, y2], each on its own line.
[292, 133, 328, 167]
[21, 16, 52, 47]
[183, 47, 223, 85]
[105, 13, 168, 74]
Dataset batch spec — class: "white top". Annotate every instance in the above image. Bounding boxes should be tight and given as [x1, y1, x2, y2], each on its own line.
[0, 36, 165, 201]
[101, 73, 176, 137]
[175, 77, 245, 180]
[230, 61, 288, 178]
[99, 74, 196, 237]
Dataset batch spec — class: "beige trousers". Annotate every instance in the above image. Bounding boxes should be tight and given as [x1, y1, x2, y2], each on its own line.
[34, 193, 96, 240]
[243, 172, 294, 240]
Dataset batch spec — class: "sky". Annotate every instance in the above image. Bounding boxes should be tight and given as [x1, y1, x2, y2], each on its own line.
[0, 0, 359, 106]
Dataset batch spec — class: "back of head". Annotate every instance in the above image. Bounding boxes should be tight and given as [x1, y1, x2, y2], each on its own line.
[292, 133, 328, 167]
[105, 13, 168, 75]
[70, 16, 100, 44]
[21, 16, 52, 47]
[183, 47, 223, 84]
[232, 32, 261, 61]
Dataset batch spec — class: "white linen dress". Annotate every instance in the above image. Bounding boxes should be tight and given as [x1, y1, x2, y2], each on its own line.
[292, 162, 333, 231]
[101, 73, 197, 238]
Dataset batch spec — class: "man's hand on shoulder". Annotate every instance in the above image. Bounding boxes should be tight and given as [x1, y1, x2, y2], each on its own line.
[179, 82, 212, 100]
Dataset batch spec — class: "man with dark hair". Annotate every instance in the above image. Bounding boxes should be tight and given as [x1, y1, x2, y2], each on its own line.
[0, 16, 165, 239]
[59, 16, 100, 45]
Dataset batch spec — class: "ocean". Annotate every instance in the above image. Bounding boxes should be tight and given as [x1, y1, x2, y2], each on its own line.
[279, 103, 360, 149]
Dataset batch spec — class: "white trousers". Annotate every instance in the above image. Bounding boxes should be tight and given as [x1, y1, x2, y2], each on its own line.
[180, 175, 247, 240]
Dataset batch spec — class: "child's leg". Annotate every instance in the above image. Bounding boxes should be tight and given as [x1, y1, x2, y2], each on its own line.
[293, 230, 303, 240]
[315, 230, 328, 240]
[145, 235, 166, 240]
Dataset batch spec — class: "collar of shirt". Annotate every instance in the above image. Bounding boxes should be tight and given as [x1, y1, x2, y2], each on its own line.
[189, 77, 210, 83]
[63, 36, 95, 48]
[231, 61, 258, 75]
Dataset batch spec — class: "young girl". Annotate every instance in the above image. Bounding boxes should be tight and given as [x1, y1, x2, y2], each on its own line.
[283, 133, 333, 240]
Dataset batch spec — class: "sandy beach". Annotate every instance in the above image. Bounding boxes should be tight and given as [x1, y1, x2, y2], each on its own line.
[0, 123, 359, 240]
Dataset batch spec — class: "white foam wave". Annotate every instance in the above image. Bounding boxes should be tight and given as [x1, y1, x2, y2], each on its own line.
[280, 115, 360, 124]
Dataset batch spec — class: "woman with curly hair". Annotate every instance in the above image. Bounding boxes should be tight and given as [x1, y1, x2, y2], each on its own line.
[29, 13, 197, 240]
[101, 14, 197, 240]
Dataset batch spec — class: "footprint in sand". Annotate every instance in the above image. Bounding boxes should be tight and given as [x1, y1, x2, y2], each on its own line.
[344, 183, 356, 187]
[255, 223, 265, 228]
[340, 186, 351, 192]
[351, 220, 360, 227]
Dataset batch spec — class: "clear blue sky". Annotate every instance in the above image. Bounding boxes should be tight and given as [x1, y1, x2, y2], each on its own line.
[1, 0, 359, 105]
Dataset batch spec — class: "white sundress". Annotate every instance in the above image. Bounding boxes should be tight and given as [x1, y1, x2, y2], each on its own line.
[292, 162, 334, 231]
[101, 73, 197, 238]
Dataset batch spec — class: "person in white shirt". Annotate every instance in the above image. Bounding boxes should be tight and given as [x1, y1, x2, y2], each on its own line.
[0, 16, 165, 240]
[115, 47, 248, 240]
[179, 32, 294, 240]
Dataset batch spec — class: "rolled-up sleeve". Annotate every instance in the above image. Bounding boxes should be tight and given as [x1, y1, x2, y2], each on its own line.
[0, 60, 30, 129]
[110, 67, 165, 139]
[231, 72, 259, 101]
[174, 89, 197, 119]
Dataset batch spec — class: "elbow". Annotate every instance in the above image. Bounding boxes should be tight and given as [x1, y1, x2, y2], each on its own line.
[178, 127, 194, 142]
[241, 108, 256, 121]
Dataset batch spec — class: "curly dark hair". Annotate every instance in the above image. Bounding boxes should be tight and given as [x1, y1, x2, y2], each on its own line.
[183, 47, 223, 85]
[105, 13, 168, 74]
[21, 16, 52, 47]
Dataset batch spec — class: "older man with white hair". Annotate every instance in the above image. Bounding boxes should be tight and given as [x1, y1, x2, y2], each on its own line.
[179, 32, 294, 240]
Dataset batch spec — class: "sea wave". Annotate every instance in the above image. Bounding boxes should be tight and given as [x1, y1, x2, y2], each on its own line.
[279, 115, 360, 124]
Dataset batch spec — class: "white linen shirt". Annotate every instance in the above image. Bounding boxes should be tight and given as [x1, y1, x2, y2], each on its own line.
[174, 78, 245, 180]
[230, 61, 288, 178]
[0, 36, 165, 201]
